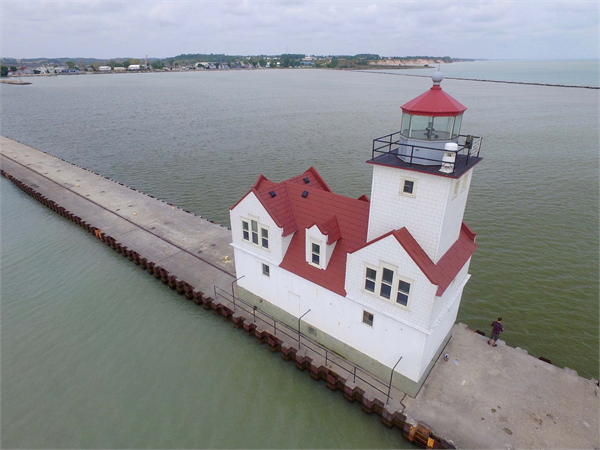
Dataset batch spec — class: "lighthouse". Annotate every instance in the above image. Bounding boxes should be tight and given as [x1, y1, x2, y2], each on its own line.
[230, 71, 482, 396]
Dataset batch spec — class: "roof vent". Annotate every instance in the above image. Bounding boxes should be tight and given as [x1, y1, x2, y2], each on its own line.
[269, 191, 276, 198]
[302, 191, 309, 198]
[303, 177, 310, 184]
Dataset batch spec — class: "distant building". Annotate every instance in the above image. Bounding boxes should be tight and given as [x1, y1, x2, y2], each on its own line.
[98, 66, 112, 72]
[114, 67, 126, 72]
[301, 57, 315, 66]
[127, 65, 141, 71]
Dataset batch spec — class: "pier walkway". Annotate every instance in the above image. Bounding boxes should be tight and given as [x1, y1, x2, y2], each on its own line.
[1, 135, 598, 449]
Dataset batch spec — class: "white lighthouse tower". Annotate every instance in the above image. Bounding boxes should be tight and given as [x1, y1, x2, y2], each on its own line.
[367, 71, 482, 262]
[230, 71, 482, 396]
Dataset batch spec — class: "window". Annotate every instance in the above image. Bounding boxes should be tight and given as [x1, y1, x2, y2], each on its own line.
[242, 221, 249, 241]
[401, 113, 411, 136]
[462, 173, 469, 191]
[311, 242, 321, 266]
[251, 220, 259, 245]
[431, 116, 454, 141]
[397, 280, 411, 306]
[401, 177, 416, 196]
[364, 264, 412, 308]
[453, 180, 460, 197]
[380, 268, 394, 299]
[365, 268, 377, 292]
[452, 114, 463, 138]
[262, 263, 270, 277]
[362, 310, 374, 327]
[261, 228, 269, 249]
[409, 115, 433, 140]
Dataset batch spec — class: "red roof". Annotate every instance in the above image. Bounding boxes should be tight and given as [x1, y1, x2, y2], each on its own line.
[232, 168, 477, 298]
[401, 85, 467, 117]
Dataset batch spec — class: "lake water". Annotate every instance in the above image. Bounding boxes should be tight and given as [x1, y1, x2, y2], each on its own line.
[1, 62, 599, 448]
[370, 59, 600, 87]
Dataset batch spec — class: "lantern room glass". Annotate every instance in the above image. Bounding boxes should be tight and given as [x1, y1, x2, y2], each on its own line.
[401, 113, 463, 140]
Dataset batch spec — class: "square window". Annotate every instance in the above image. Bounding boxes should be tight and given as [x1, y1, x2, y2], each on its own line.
[312, 253, 320, 265]
[261, 228, 269, 249]
[362, 310, 374, 327]
[382, 268, 394, 284]
[380, 283, 392, 299]
[403, 180, 414, 194]
[399, 280, 411, 294]
[262, 263, 270, 277]
[312, 243, 320, 254]
[397, 292, 409, 306]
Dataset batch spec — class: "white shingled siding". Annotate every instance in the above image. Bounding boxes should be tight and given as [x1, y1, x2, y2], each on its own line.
[230, 192, 287, 265]
[305, 224, 337, 269]
[428, 261, 470, 329]
[234, 247, 427, 382]
[435, 168, 474, 261]
[367, 165, 453, 262]
[345, 234, 438, 331]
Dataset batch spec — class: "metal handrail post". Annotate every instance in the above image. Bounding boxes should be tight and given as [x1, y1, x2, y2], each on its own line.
[231, 275, 245, 310]
[297, 309, 312, 350]
[386, 356, 403, 404]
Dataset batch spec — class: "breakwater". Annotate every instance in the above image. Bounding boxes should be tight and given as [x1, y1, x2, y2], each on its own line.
[354, 70, 600, 89]
[1, 135, 598, 449]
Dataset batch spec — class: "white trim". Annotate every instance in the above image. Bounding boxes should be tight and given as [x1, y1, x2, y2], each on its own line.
[362, 262, 413, 311]
[241, 216, 270, 251]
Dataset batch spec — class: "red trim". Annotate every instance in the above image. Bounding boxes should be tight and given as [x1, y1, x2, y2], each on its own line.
[307, 166, 332, 192]
[351, 223, 477, 296]
[357, 194, 370, 202]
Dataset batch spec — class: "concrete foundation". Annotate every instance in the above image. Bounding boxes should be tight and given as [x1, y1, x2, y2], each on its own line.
[238, 285, 448, 397]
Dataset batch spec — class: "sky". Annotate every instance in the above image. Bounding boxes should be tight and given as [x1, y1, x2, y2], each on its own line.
[1, 0, 599, 60]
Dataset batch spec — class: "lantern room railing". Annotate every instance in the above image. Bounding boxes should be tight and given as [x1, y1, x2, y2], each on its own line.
[371, 132, 483, 174]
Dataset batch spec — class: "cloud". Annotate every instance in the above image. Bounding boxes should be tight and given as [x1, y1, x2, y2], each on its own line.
[1, 1, 598, 59]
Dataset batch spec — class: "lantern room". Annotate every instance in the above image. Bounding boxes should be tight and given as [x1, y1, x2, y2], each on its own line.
[368, 71, 483, 177]
[399, 71, 466, 143]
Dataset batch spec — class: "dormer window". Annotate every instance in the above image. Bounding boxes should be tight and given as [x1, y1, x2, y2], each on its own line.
[261, 228, 269, 249]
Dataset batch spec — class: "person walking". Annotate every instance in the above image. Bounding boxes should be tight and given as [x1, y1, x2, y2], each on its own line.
[488, 317, 503, 347]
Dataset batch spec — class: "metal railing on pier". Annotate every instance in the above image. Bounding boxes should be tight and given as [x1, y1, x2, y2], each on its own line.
[213, 285, 401, 402]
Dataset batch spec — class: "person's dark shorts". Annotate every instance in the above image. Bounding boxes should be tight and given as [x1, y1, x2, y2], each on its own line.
[490, 332, 500, 341]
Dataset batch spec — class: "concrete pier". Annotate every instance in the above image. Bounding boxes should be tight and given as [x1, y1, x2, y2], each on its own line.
[1, 135, 598, 449]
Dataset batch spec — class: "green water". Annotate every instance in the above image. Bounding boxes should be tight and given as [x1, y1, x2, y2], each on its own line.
[1, 66, 598, 448]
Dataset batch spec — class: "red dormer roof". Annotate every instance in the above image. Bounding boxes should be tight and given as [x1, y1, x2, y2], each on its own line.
[401, 85, 467, 117]
[310, 215, 342, 245]
[232, 167, 477, 298]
